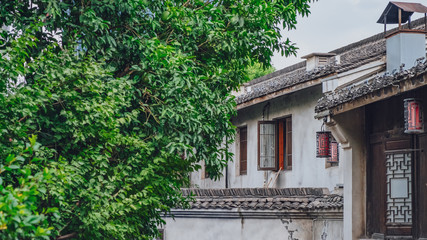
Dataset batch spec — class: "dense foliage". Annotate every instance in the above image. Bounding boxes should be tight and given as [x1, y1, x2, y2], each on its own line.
[0, 0, 314, 239]
[246, 62, 276, 80]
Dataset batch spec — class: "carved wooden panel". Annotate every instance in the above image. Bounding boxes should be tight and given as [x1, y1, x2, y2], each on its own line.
[386, 152, 412, 224]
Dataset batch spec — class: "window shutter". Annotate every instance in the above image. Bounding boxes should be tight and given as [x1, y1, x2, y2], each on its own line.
[239, 127, 247, 175]
[278, 120, 285, 170]
[258, 121, 277, 170]
[285, 117, 292, 170]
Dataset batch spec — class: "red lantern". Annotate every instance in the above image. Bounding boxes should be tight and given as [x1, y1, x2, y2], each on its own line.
[327, 140, 339, 163]
[316, 131, 331, 158]
[404, 98, 424, 134]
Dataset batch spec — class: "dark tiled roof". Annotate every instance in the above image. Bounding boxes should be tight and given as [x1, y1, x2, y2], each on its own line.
[315, 59, 427, 113]
[181, 188, 343, 211]
[235, 17, 426, 106]
[336, 38, 385, 73]
[236, 65, 338, 104]
[244, 61, 306, 87]
[235, 40, 385, 105]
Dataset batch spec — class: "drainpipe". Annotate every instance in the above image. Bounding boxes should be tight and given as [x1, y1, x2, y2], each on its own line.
[263, 171, 268, 188]
[312, 218, 317, 240]
[225, 135, 229, 188]
[225, 163, 229, 188]
[262, 102, 271, 188]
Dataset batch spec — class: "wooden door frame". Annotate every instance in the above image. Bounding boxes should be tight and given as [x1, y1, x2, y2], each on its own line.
[367, 130, 415, 237]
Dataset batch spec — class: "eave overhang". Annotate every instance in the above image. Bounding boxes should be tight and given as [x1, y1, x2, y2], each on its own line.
[236, 76, 328, 111]
[166, 188, 343, 219]
[167, 208, 343, 219]
[315, 61, 427, 116]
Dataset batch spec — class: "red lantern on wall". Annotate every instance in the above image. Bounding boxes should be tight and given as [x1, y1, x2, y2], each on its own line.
[316, 131, 331, 158]
[327, 140, 339, 163]
[404, 98, 424, 134]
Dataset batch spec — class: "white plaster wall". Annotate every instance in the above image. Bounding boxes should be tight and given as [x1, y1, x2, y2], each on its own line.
[313, 219, 344, 240]
[163, 216, 343, 240]
[190, 161, 226, 189]
[331, 108, 366, 240]
[322, 60, 385, 93]
[191, 85, 343, 191]
[306, 57, 317, 71]
[386, 32, 426, 73]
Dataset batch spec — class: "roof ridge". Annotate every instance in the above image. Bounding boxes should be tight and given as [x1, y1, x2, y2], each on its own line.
[249, 16, 426, 85]
[245, 61, 306, 86]
[182, 188, 329, 197]
[331, 16, 426, 55]
[181, 188, 344, 211]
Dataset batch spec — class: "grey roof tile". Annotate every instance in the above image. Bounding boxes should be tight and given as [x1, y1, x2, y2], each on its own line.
[180, 188, 343, 211]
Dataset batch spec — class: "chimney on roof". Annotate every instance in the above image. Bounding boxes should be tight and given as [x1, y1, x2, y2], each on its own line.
[301, 53, 336, 72]
[378, 1, 427, 73]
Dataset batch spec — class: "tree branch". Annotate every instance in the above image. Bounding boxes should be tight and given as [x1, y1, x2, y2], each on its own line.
[182, 0, 191, 7]
[56, 232, 78, 240]
[195, 1, 212, 11]
[197, 38, 210, 48]
[166, 29, 174, 43]
[18, 116, 28, 123]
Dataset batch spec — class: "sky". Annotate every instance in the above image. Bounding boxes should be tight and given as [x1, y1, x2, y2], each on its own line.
[271, 0, 427, 70]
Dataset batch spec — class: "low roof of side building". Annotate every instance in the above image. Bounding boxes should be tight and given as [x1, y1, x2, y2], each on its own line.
[169, 188, 343, 218]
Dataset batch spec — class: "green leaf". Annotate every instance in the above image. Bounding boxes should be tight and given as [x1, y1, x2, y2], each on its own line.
[7, 165, 20, 170]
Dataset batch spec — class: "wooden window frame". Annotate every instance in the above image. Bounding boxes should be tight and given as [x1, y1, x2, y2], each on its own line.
[156, 229, 164, 240]
[258, 116, 292, 171]
[202, 160, 209, 179]
[258, 121, 278, 171]
[279, 117, 292, 170]
[239, 126, 248, 175]
[204, 168, 209, 179]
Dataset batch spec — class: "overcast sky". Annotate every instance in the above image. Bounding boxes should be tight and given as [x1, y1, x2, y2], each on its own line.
[271, 0, 427, 70]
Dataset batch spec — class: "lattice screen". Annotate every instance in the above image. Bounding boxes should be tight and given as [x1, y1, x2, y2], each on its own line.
[386, 152, 412, 224]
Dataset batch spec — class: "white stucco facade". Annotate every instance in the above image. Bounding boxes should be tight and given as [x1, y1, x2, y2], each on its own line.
[163, 209, 343, 240]
[165, 84, 345, 240]
[191, 85, 343, 192]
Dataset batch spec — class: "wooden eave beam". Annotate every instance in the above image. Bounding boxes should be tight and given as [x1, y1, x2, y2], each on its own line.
[330, 72, 427, 116]
[236, 75, 335, 110]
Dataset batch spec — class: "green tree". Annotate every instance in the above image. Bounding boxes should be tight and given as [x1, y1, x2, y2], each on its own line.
[0, 0, 314, 239]
[246, 62, 276, 80]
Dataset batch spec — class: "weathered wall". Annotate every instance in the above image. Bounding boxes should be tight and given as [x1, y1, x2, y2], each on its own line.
[163, 215, 343, 240]
[330, 107, 366, 240]
[322, 59, 385, 93]
[386, 31, 426, 73]
[191, 85, 343, 191]
[190, 160, 226, 189]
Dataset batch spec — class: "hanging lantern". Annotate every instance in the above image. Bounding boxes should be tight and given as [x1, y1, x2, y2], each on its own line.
[316, 131, 332, 158]
[404, 98, 424, 134]
[327, 140, 339, 163]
